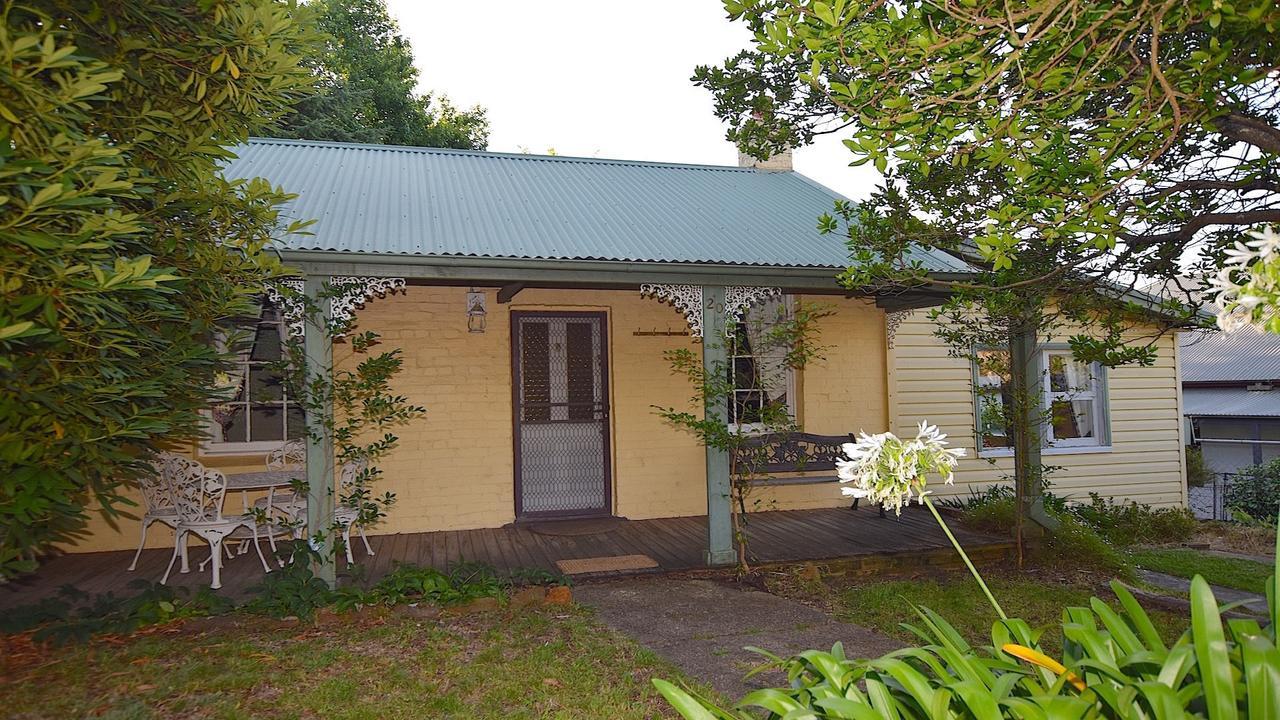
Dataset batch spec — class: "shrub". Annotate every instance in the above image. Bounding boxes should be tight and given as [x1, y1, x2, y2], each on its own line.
[0, 581, 232, 644]
[952, 490, 1128, 574]
[1186, 445, 1215, 487]
[1226, 458, 1280, 521]
[1071, 493, 1197, 546]
[955, 485, 1195, 550]
[245, 543, 335, 620]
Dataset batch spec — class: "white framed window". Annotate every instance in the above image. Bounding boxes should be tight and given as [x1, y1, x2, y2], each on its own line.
[202, 300, 305, 455]
[727, 295, 797, 432]
[974, 348, 1108, 455]
[1043, 350, 1102, 447]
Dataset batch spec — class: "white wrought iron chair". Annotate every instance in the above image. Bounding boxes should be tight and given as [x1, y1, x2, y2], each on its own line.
[335, 458, 376, 565]
[253, 440, 308, 523]
[127, 453, 183, 572]
[160, 455, 281, 590]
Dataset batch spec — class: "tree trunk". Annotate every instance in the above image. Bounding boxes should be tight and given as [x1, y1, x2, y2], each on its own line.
[1007, 323, 1055, 564]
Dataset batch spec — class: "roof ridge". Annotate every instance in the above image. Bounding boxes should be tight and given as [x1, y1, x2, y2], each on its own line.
[244, 136, 762, 173]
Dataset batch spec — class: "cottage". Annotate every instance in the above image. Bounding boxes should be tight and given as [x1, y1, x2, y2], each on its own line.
[63, 138, 1190, 578]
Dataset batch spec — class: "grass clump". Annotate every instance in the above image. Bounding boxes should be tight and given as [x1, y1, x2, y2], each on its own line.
[831, 573, 1187, 657]
[1131, 547, 1274, 594]
[3, 606, 695, 719]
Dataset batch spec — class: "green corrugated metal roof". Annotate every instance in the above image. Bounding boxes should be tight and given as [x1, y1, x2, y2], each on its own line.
[222, 137, 969, 272]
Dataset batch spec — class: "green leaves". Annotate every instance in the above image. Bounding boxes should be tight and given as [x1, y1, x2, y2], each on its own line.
[659, 514, 1280, 719]
[0, 1, 316, 578]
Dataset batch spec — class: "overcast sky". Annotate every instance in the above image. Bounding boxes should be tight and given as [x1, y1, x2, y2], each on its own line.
[385, 0, 881, 201]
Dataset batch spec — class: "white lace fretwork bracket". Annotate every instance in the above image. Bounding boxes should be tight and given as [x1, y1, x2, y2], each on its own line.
[885, 309, 913, 349]
[265, 276, 407, 338]
[639, 284, 783, 338]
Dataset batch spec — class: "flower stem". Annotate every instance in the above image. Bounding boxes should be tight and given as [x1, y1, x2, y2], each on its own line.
[922, 495, 1007, 621]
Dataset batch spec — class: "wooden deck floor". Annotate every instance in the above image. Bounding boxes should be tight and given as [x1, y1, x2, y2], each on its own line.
[0, 506, 1005, 608]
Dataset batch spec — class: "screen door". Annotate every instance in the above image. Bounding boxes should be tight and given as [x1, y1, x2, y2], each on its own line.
[512, 312, 611, 518]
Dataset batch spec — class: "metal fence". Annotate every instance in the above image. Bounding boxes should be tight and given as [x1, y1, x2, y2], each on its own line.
[1187, 473, 1244, 521]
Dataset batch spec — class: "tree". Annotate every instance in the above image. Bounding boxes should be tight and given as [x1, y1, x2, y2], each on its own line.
[695, 0, 1278, 550]
[272, 0, 488, 149]
[0, 1, 316, 578]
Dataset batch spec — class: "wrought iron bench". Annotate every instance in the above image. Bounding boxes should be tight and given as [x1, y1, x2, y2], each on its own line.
[735, 432, 886, 517]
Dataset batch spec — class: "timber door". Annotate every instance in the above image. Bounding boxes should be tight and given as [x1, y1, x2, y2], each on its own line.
[512, 312, 611, 519]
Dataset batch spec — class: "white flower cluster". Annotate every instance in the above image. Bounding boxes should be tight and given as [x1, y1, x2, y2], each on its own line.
[836, 421, 966, 515]
[1211, 226, 1280, 334]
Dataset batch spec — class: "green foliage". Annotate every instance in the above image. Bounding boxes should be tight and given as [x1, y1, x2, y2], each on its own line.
[246, 542, 335, 620]
[694, 0, 1278, 544]
[0, 0, 317, 578]
[509, 566, 572, 588]
[953, 484, 1194, 555]
[697, 0, 1278, 279]
[276, 282, 427, 559]
[342, 560, 508, 608]
[1186, 445, 1215, 488]
[1227, 458, 1280, 521]
[0, 580, 232, 644]
[833, 575, 1187, 658]
[1072, 493, 1198, 547]
[1133, 548, 1275, 595]
[272, 0, 488, 149]
[660, 522, 1280, 719]
[948, 487, 1129, 574]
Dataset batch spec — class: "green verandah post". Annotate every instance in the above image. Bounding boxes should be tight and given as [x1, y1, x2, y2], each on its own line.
[702, 285, 736, 566]
[303, 273, 337, 588]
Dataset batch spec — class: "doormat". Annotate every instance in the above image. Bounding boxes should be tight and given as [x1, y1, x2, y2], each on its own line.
[556, 554, 659, 575]
[523, 518, 625, 537]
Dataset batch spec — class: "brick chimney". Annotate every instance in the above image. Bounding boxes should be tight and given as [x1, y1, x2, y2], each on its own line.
[738, 148, 793, 172]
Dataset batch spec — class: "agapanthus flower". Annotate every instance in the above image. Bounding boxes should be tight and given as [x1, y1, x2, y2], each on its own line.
[836, 421, 965, 515]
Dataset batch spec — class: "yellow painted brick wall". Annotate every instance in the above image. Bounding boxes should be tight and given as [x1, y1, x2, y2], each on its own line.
[753, 296, 889, 510]
[63, 288, 891, 553]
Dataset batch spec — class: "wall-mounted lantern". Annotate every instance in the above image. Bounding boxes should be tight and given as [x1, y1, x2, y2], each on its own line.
[466, 290, 487, 333]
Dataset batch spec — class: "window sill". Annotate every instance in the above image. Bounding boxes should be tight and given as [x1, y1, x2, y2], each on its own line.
[199, 442, 280, 458]
[977, 445, 1113, 459]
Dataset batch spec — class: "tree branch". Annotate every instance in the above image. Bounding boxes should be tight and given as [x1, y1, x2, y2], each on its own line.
[1216, 112, 1280, 154]
[1120, 208, 1280, 245]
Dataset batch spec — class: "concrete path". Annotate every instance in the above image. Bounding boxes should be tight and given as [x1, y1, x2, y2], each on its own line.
[1136, 569, 1269, 615]
[575, 577, 901, 697]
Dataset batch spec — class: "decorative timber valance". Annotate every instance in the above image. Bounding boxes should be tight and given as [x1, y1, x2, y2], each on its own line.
[639, 284, 783, 338]
[265, 276, 407, 338]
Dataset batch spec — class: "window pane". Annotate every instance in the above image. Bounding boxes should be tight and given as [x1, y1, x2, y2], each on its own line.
[734, 390, 764, 425]
[976, 350, 1012, 447]
[287, 406, 306, 441]
[727, 296, 793, 426]
[248, 364, 285, 402]
[1051, 399, 1095, 441]
[1049, 353, 1092, 394]
[215, 404, 248, 444]
[249, 404, 286, 442]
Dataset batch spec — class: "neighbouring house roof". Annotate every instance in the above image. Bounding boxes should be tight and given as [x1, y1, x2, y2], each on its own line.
[222, 137, 970, 272]
[1184, 386, 1280, 418]
[1181, 328, 1280, 383]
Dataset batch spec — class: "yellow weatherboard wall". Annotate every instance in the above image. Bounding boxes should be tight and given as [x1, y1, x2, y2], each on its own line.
[889, 311, 1188, 507]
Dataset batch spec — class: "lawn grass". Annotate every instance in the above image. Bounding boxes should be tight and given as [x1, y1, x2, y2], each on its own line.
[2, 605, 697, 719]
[1131, 547, 1275, 595]
[816, 573, 1189, 656]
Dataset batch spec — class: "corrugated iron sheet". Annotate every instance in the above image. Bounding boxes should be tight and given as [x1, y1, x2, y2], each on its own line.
[1181, 329, 1280, 383]
[222, 138, 968, 271]
[1184, 387, 1280, 417]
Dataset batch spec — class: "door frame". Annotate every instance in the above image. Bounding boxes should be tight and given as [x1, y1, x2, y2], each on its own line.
[510, 310, 613, 520]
